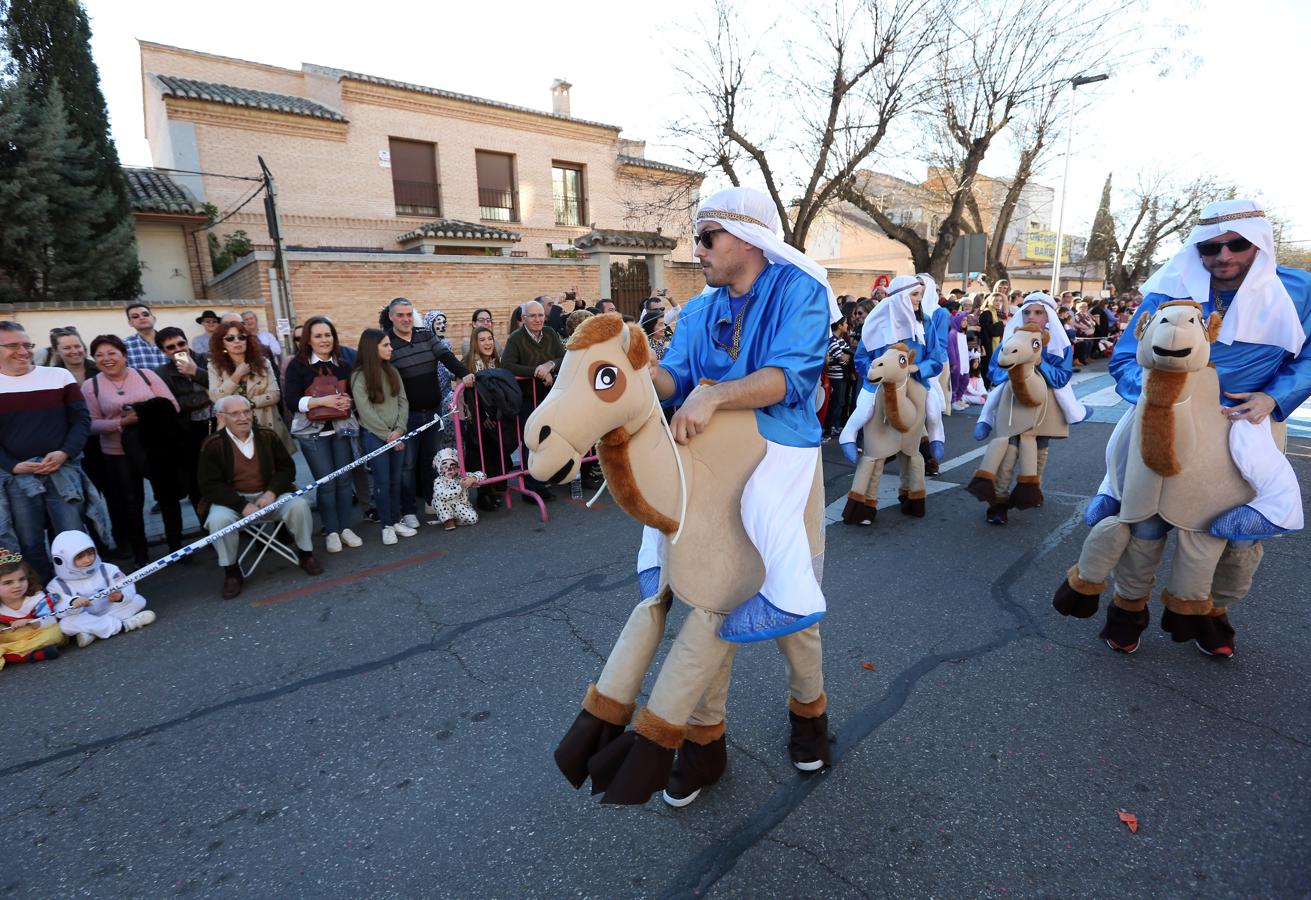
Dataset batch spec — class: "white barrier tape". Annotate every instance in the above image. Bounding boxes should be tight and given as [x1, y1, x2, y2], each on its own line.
[71, 416, 447, 603]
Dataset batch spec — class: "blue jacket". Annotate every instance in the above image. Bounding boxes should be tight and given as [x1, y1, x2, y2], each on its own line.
[854, 304, 949, 393]
[988, 338, 1074, 389]
[1110, 266, 1311, 421]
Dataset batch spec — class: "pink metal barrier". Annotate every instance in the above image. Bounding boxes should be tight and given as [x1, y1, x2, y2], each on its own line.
[451, 375, 597, 524]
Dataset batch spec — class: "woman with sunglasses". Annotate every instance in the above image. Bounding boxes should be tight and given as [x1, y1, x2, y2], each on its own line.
[207, 322, 293, 455]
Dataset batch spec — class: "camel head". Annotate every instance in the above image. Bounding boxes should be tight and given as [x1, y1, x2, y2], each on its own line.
[996, 323, 1049, 370]
[1134, 300, 1221, 373]
[866, 342, 917, 386]
[524, 313, 655, 485]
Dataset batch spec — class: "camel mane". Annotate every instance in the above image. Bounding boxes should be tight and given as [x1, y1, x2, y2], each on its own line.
[1016, 323, 1050, 346]
[567, 313, 649, 369]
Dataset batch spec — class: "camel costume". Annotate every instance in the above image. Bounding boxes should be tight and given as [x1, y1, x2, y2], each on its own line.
[525, 188, 839, 807]
[841, 343, 928, 525]
[1053, 301, 1262, 656]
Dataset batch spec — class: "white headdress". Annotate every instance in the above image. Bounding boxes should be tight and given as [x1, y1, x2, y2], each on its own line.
[1139, 199, 1301, 354]
[862, 275, 926, 351]
[696, 187, 840, 323]
[999, 291, 1069, 356]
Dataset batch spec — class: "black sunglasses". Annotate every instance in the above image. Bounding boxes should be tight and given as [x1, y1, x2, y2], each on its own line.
[694, 228, 728, 249]
[1196, 237, 1253, 257]
[223, 334, 247, 342]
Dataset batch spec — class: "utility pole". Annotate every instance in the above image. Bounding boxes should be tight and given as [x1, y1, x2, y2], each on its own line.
[1050, 73, 1109, 295]
[258, 155, 296, 354]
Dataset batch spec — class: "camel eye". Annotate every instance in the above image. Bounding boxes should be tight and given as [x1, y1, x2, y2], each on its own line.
[898, 354, 907, 366]
[594, 365, 619, 390]
[1031, 339, 1042, 351]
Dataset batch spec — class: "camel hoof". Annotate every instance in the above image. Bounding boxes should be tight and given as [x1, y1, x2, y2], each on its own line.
[554, 709, 628, 790]
[1098, 604, 1150, 652]
[1009, 480, 1044, 510]
[841, 496, 876, 526]
[665, 735, 728, 807]
[1052, 579, 1100, 618]
[595, 732, 677, 805]
[900, 497, 926, 518]
[788, 711, 832, 771]
[1161, 609, 1235, 655]
[966, 474, 997, 503]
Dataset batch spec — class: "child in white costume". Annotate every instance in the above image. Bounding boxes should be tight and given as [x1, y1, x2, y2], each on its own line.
[47, 531, 155, 648]
[430, 449, 485, 530]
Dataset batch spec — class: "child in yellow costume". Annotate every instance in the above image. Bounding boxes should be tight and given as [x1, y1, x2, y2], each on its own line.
[0, 548, 67, 669]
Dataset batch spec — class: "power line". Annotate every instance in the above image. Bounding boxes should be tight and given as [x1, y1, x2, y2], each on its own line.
[143, 165, 263, 183]
[206, 182, 266, 228]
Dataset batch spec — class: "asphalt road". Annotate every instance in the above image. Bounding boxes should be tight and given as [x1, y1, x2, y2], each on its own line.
[3, 363, 1308, 898]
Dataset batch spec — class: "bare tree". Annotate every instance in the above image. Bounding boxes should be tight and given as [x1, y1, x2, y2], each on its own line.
[1106, 172, 1232, 294]
[843, 0, 1135, 281]
[669, 0, 939, 251]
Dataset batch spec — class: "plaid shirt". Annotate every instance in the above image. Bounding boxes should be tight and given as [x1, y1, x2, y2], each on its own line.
[124, 333, 168, 369]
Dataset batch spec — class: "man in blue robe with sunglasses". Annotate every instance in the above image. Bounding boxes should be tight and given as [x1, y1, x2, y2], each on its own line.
[1083, 198, 1311, 656]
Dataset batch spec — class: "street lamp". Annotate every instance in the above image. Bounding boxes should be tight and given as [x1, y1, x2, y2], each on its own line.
[1050, 72, 1109, 295]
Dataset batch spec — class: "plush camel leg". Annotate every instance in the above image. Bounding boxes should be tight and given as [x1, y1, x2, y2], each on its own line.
[665, 648, 736, 806]
[592, 607, 734, 805]
[898, 451, 927, 517]
[967, 437, 1011, 503]
[777, 623, 830, 769]
[843, 454, 883, 525]
[1160, 530, 1231, 655]
[1099, 529, 1164, 654]
[1009, 435, 1043, 510]
[1210, 541, 1264, 609]
[1052, 517, 1130, 618]
[554, 594, 669, 789]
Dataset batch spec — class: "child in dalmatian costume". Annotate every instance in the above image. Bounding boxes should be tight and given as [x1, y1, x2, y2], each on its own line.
[430, 448, 485, 530]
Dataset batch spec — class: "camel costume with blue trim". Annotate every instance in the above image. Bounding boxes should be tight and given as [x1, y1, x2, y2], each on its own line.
[524, 186, 839, 807]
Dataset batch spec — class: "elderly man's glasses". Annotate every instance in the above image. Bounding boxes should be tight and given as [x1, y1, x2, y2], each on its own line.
[694, 228, 728, 249]
[1197, 237, 1253, 257]
[0, 341, 36, 351]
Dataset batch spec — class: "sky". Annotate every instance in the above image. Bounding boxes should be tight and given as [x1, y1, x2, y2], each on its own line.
[83, 0, 1311, 244]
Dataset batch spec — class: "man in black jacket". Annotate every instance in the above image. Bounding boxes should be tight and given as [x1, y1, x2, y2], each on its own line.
[155, 327, 212, 513]
[198, 396, 322, 598]
[384, 297, 475, 529]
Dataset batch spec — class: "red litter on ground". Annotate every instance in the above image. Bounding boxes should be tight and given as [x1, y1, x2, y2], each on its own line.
[1118, 810, 1139, 833]
[862, 661, 877, 672]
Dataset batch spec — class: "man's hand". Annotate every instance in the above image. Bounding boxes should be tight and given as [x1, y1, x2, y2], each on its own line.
[534, 362, 555, 386]
[255, 491, 276, 509]
[1223, 391, 1277, 425]
[175, 355, 198, 377]
[670, 385, 719, 445]
[33, 450, 68, 474]
[461, 373, 475, 388]
[11, 460, 40, 475]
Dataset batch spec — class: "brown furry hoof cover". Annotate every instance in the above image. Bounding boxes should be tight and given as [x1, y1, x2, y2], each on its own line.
[1009, 480, 1044, 510]
[1052, 579, 1100, 618]
[554, 709, 628, 790]
[788, 711, 832, 771]
[966, 474, 997, 503]
[1098, 604, 1150, 650]
[1161, 609, 1234, 650]
[900, 497, 926, 518]
[842, 496, 877, 526]
[666, 735, 728, 801]
[594, 732, 676, 805]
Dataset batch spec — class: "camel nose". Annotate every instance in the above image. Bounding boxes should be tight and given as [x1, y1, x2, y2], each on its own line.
[538, 425, 552, 443]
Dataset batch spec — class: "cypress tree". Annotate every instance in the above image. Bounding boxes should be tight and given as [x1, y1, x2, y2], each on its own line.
[1085, 173, 1115, 271]
[0, 0, 140, 301]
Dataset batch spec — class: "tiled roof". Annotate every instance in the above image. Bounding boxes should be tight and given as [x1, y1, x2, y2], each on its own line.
[617, 155, 702, 178]
[573, 229, 679, 251]
[398, 219, 521, 243]
[123, 167, 205, 216]
[151, 74, 348, 122]
[304, 64, 620, 132]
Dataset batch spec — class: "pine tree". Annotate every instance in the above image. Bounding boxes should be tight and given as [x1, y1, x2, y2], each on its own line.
[1, 0, 140, 301]
[0, 71, 54, 301]
[1085, 173, 1115, 273]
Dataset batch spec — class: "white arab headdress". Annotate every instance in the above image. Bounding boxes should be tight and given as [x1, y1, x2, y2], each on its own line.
[862, 275, 926, 351]
[1139, 199, 1301, 355]
[696, 187, 841, 323]
[1000, 291, 1069, 356]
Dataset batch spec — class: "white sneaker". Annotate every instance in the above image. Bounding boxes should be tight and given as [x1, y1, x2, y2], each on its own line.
[339, 528, 363, 548]
[381, 526, 398, 545]
[325, 532, 343, 553]
[423, 503, 438, 516]
[400, 514, 420, 530]
[393, 522, 418, 538]
[125, 610, 156, 630]
[76, 632, 96, 648]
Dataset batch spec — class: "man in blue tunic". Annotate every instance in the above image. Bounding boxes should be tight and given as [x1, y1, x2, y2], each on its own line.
[1089, 199, 1309, 541]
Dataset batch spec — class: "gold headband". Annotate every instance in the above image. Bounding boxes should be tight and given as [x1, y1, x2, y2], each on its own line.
[1197, 209, 1265, 226]
[0, 547, 22, 566]
[696, 209, 770, 229]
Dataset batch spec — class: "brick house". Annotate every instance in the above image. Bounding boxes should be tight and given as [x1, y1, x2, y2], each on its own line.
[139, 41, 713, 345]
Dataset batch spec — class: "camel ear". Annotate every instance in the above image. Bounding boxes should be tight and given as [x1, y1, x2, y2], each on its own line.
[1205, 311, 1222, 343]
[624, 323, 650, 369]
[1134, 311, 1152, 341]
[1040, 330, 1050, 346]
[906, 348, 917, 364]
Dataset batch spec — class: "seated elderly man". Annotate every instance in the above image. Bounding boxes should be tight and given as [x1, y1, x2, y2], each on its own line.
[198, 395, 322, 598]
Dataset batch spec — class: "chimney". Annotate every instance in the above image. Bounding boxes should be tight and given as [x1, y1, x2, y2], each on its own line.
[550, 79, 572, 117]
